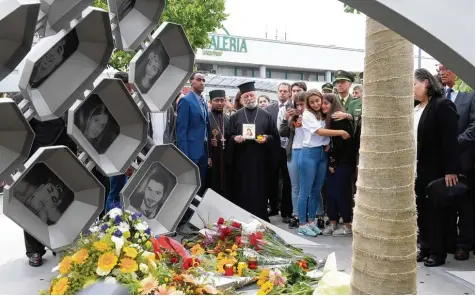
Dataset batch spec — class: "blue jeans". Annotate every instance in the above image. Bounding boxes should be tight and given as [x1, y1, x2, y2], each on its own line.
[326, 164, 353, 223]
[105, 174, 128, 213]
[297, 146, 327, 223]
[287, 149, 301, 216]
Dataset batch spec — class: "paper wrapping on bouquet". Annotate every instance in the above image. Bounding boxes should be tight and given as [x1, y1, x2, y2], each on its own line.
[77, 281, 129, 295]
[18, 6, 114, 121]
[108, 0, 165, 52]
[197, 272, 256, 291]
[67, 78, 148, 176]
[120, 144, 200, 237]
[0, 99, 35, 183]
[3, 146, 105, 251]
[0, 0, 40, 81]
[129, 22, 195, 113]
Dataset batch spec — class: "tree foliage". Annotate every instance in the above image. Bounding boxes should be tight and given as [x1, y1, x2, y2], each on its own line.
[343, 4, 360, 14]
[455, 77, 473, 92]
[92, 0, 227, 71]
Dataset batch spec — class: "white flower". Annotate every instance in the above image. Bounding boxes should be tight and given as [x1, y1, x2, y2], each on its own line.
[141, 251, 154, 259]
[131, 272, 138, 279]
[111, 235, 124, 256]
[98, 233, 105, 239]
[111, 268, 121, 277]
[89, 226, 100, 233]
[96, 267, 110, 276]
[134, 221, 148, 231]
[104, 277, 117, 284]
[140, 263, 149, 274]
[108, 208, 123, 219]
[51, 264, 59, 273]
[118, 221, 130, 233]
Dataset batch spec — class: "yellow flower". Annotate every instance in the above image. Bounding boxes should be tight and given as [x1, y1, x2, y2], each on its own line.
[93, 241, 110, 252]
[123, 231, 131, 239]
[97, 252, 118, 272]
[257, 281, 273, 295]
[51, 278, 69, 295]
[216, 252, 225, 260]
[216, 258, 237, 273]
[232, 244, 238, 251]
[190, 244, 205, 256]
[257, 269, 270, 286]
[237, 262, 247, 276]
[145, 241, 152, 249]
[58, 256, 72, 275]
[72, 248, 89, 265]
[123, 246, 138, 259]
[138, 275, 158, 294]
[147, 258, 157, 271]
[119, 257, 138, 273]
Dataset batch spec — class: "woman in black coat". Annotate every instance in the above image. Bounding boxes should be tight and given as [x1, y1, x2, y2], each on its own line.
[414, 68, 460, 267]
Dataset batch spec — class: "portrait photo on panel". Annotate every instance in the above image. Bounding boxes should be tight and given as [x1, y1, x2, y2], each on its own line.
[116, 0, 136, 21]
[135, 38, 170, 94]
[29, 28, 79, 88]
[74, 94, 121, 154]
[13, 162, 74, 226]
[129, 162, 176, 220]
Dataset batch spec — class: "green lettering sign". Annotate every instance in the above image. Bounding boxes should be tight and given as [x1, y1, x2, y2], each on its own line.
[207, 34, 248, 53]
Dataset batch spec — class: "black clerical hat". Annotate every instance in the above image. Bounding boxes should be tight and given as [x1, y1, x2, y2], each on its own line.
[322, 83, 334, 92]
[333, 70, 355, 83]
[237, 81, 255, 94]
[209, 89, 226, 100]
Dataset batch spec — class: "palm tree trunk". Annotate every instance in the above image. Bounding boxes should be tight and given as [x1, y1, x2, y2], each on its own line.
[351, 17, 418, 295]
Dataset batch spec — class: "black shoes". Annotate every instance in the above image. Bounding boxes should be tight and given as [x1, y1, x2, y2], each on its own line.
[454, 248, 470, 261]
[317, 218, 325, 229]
[288, 217, 299, 229]
[417, 248, 430, 262]
[424, 255, 445, 267]
[29, 253, 43, 267]
[281, 217, 291, 224]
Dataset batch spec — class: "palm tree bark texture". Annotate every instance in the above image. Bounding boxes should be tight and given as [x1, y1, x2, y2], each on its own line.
[351, 17, 418, 294]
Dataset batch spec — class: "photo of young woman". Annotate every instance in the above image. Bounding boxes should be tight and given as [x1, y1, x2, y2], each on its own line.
[74, 94, 120, 154]
[13, 163, 74, 226]
[135, 39, 169, 94]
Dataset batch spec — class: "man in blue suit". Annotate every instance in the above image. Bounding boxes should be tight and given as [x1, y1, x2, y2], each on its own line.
[177, 72, 211, 196]
[439, 64, 475, 261]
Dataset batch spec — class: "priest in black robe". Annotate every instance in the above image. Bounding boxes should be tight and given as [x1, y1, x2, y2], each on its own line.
[225, 81, 279, 222]
[207, 89, 230, 196]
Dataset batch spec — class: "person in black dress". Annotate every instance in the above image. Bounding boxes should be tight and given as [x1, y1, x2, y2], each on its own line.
[207, 89, 229, 196]
[320, 93, 355, 236]
[225, 82, 279, 221]
[414, 68, 460, 267]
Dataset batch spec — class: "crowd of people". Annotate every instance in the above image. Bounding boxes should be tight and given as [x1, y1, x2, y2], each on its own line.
[1, 65, 473, 270]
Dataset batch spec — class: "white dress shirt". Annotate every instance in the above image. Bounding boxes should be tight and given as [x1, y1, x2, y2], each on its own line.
[150, 111, 167, 145]
[302, 110, 330, 148]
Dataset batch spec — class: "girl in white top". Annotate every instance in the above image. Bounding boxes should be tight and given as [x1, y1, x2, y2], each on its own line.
[296, 90, 350, 237]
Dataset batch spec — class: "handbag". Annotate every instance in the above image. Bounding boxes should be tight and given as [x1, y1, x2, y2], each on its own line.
[426, 174, 469, 207]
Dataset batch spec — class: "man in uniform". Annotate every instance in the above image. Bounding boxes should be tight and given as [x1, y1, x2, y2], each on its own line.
[334, 70, 356, 112]
[225, 81, 279, 221]
[207, 89, 230, 196]
[322, 83, 334, 94]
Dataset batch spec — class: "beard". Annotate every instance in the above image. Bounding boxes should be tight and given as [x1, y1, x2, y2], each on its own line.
[245, 102, 258, 109]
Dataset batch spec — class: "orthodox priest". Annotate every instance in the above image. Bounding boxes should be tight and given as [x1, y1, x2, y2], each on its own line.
[225, 81, 279, 221]
[207, 89, 230, 196]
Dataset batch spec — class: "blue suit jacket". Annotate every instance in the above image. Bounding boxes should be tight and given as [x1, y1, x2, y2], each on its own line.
[176, 92, 210, 162]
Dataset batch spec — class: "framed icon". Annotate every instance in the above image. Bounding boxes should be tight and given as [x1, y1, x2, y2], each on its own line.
[242, 123, 256, 140]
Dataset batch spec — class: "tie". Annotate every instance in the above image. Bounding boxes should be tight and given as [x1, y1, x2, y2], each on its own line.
[446, 88, 453, 100]
[280, 104, 285, 108]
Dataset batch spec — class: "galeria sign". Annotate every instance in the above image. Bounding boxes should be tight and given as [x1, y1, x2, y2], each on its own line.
[208, 34, 248, 53]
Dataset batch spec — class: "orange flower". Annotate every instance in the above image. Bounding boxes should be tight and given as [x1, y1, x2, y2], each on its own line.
[59, 256, 72, 275]
[72, 248, 89, 265]
[51, 277, 69, 295]
[123, 247, 138, 259]
[138, 275, 158, 294]
[155, 284, 183, 295]
[119, 257, 138, 273]
[93, 241, 110, 252]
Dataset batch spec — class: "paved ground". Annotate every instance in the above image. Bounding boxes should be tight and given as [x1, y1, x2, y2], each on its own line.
[0, 194, 474, 295]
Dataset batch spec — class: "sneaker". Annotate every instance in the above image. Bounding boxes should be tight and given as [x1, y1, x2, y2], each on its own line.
[28, 253, 43, 267]
[308, 223, 322, 235]
[288, 217, 299, 229]
[332, 225, 352, 237]
[298, 225, 317, 237]
[322, 224, 337, 236]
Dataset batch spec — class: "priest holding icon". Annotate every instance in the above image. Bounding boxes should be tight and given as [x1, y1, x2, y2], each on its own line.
[225, 81, 279, 221]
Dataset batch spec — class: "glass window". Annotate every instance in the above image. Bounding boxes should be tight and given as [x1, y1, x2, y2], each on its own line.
[216, 65, 234, 76]
[287, 72, 301, 81]
[270, 69, 286, 79]
[317, 73, 326, 82]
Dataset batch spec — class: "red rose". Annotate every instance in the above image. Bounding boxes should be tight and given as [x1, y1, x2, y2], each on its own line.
[170, 257, 179, 264]
[217, 217, 225, 225]
[220, 226, 231, 238]
[235, 236, 242, 246]
[231, 221, 242, 228]
[182, 258, 200, 270]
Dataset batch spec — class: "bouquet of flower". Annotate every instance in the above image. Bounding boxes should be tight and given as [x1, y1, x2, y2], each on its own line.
[40, 208, 224, 295]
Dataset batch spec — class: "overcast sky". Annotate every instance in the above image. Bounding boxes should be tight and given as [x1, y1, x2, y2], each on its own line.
[221, 0, 435, 59]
